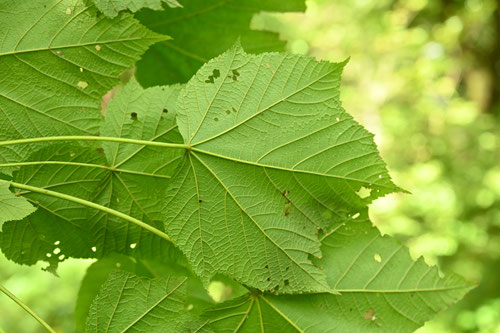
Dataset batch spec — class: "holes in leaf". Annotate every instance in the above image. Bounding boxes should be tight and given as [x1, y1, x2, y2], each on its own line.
[163, 108, 168, 114]
[58, 254, 65, 261]
[54, 240, 60, 245]
[130, 112, 138, 120]
[351, 212, 360, 219]
[77, 81, 88, 89]
[265, 265, 269, 269]
[214, 117, 219, 122]
[65, 7, 72, 15]
[130, 243, 137, 249]
[46, 253, 52, 257]
[91, 246, 97, 252]
[231, 69, 240, 81]
[374, 253, 382, 263]
[198, 199, 203, 203]
[266, 277, 271, 282]
[225, 109, 231, 115]
[284, 279, 289, 286]
[285, 266, 290, 271]
[95, 45, 101, 51]
[355, 186, 371, 199]
[53, 248, 61, 255]
[232, 107, 237, 113]
[205, 69, 220, 83]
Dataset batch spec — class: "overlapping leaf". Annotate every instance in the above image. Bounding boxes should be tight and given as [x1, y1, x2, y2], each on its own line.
[86, 270, 211, 333]
[163, 44, 401, 293]
[0, 182, 36, 229]
[0, 80, 183, 271]
[202, 214, 474, 332]
[0, 0, 166, 166]
[92, 0, 182, 18]
[75, 253, 211, 331]
[135, 0, 306, 85]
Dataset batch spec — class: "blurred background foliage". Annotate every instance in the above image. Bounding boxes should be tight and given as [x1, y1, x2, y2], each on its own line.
[254, 0, 500, 331]
[1, 0, 499, 332]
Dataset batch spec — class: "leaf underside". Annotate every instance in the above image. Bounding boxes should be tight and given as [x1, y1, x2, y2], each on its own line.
[163, 43, 401, 293]
[202, 214, 474, 333]
[86, 270, 210, 333]
[0, 80, 183, 271]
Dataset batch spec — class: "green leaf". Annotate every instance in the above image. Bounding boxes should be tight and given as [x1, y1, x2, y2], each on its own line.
[92, 0, 182, 18]
[0, 0, 167, 165]
[0, 144, 107, 271]
[202, 214, 474, 332]
[163, 44, 400, 293]
[86, 270, 212, 333]
[0, 80, 183, 271]
[135, 0, 306, 85]
[0, 182, 36, 230]
[75, 254, 208, 331]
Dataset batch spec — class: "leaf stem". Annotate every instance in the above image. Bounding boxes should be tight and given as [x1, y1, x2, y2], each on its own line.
[0, 136, 190, 150]
[0, 161, 171, 179]
[0, 284, 56, 333]
[0, 179, 172, 243]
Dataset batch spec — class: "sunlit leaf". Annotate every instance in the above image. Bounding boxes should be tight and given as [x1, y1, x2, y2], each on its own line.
[202, 214, 474, 332]
[163, 43, 400, 293]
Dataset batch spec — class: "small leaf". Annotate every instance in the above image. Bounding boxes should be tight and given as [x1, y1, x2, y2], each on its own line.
[0, 182, 36, 230]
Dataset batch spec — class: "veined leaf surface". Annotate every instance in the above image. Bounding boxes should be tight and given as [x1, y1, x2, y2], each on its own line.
[163, 44, 401, 293]
[0, 0, 166, 165]
[202, 214, 474, 332]
[0, 80, 183, 270]
[86, 270, 211, 333]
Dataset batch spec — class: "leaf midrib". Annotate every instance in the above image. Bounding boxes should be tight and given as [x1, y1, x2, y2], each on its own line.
[191, 151, 331, 292]
[191, 148, 393, 190]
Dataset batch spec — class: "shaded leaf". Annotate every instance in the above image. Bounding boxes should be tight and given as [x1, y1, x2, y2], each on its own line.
[163, 44, 400, 293]
[85, 270, 212, 333]
[75, 254, 211, 331]
[136, 0, 306, 85]
[202, 214, 474, 332]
